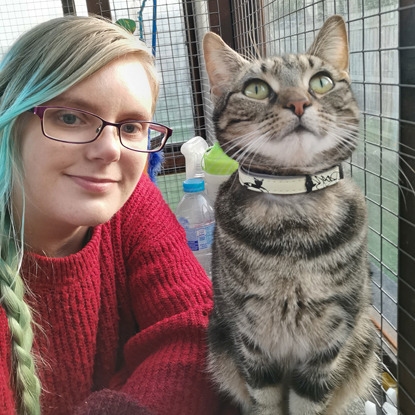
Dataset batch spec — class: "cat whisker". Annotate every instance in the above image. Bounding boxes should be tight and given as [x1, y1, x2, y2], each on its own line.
[347, 143, 414, 207]
[219, 123, 274, 161]
[352, 135, 415, 185]
[397, 153, 415, 175]
[241, 130, 273, 162]
[245, 134, 272, 172]
[395, 155, 415, 204]
[397, 141, 415, 153]
[221, 131, 262, 162]
[325, 132, 357, 152]
[324, 123, 358, 139]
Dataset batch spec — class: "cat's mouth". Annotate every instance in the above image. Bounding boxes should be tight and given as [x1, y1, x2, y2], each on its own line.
[293, 125, 308, 133]
[288, 123, 318, 139]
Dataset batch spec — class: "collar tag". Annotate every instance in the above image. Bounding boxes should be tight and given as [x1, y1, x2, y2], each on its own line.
[238, 165, 343, 195]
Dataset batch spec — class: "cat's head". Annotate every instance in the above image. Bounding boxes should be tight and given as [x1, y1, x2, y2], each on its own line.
[203, 15, 359, 175]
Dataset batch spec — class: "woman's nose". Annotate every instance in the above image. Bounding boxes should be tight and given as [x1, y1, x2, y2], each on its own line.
[85, 124, 121, 163]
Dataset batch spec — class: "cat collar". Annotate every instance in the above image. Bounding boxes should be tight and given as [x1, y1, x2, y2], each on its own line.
[238, 165, 344, 194]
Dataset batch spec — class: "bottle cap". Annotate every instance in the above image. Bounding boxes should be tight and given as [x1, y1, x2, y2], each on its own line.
[202, 142, 239, 175]
[183, 178, 205, 193]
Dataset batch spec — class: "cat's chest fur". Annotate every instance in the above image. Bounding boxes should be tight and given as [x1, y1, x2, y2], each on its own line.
[212, 174, 369, 362]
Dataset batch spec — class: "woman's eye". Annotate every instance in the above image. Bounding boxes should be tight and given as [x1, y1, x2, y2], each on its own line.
[60, 113, 80, 125]
[244, 80, 270, 100]
[121, 123, 141, 135]
[309, 74, 334, 94]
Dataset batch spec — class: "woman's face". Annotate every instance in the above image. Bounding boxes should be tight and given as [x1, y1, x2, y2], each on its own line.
[14, 55, 153, 251]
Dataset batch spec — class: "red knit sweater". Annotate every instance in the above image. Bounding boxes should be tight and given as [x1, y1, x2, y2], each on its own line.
[0, 175, 231, 415]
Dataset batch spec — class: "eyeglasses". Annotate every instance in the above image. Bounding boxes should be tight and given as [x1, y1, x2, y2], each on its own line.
[29, 106, 173, 153]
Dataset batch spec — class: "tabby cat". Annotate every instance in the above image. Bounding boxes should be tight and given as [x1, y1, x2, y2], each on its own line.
[203, 15, 378, 415]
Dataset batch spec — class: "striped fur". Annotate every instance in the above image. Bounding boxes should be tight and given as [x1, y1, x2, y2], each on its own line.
[203, 16, 378, 415]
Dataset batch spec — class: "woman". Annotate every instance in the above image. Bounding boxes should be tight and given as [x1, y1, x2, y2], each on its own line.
[0, 15, 226, 415]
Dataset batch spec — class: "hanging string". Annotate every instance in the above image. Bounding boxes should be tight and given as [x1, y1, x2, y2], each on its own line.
[138, 0, 147, 41]
[138, 0, 157, 57]
[152, 0, 157, 57]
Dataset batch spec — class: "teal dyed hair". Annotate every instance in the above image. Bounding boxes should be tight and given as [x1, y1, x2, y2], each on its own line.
[0, 15, 159, 415]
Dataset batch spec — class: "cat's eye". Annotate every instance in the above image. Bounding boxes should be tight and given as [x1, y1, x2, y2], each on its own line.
[244, 80, 270, 100]
[309, 74, 334, 94]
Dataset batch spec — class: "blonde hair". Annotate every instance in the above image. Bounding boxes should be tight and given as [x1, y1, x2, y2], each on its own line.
[0, 15, 159, 415]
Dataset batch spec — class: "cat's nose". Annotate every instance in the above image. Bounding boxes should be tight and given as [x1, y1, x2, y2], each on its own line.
[284, 99, 311, 117]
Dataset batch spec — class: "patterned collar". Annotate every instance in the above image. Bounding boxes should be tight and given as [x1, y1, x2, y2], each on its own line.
[238, 165, 344, 194]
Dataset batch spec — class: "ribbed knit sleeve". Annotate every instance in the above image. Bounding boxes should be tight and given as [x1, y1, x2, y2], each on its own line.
[112, 176, 221, 414]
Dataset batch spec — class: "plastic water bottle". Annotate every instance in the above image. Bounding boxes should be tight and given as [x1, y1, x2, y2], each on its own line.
[175, 178, 215, 278]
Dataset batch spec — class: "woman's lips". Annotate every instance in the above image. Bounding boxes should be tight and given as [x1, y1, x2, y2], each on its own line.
[68, 175, 117, 193]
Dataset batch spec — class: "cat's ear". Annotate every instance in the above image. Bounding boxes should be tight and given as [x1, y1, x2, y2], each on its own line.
[203, 32, 249, 101]
[307, 15, 350, 78]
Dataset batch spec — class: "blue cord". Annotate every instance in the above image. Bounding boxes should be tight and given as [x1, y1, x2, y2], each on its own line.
[138, 0, 147, 41]
[152, 0, 157, 57]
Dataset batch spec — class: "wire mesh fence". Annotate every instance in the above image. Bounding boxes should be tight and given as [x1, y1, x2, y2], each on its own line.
[0, 0, 413, 413]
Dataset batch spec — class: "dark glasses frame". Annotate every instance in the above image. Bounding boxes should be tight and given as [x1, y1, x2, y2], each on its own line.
[29, 106, 173, 153]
